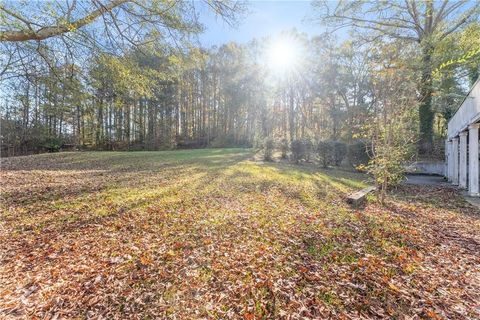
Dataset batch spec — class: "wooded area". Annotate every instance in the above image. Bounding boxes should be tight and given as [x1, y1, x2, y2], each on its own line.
[1, 0, 479, 160]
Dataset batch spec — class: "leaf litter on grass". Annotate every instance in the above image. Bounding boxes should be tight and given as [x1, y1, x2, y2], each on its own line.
[0, 149, 479, 319]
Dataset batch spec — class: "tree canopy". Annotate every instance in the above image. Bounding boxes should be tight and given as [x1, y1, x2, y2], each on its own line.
[1, 1, 479, 161]
[312, 0, 480, 153]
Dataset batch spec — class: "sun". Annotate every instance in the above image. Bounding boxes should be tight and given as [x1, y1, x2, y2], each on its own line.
[267, 37, 301, 74]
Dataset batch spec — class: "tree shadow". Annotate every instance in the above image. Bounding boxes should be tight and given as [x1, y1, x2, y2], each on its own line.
[0, 150, 252, 208]
[1, 148, 252, 172]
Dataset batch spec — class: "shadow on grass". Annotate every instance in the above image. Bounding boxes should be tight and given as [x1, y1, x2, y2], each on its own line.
[389, 184, 479, 215]
[1, 150, 252, 207]
[6, 155, 479, 318]
[1, 148, 252, 172]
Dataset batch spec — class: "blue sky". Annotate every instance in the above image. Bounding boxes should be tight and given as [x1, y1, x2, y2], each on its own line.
[198, 0, 326, 46]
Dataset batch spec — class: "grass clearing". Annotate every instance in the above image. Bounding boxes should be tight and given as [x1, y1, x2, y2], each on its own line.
[1, 149, 479, 319]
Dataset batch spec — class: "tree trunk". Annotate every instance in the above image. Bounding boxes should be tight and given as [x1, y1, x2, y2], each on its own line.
[418, 44, 434, 155]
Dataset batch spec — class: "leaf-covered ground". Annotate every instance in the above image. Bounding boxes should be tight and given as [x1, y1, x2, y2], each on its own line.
[1, 149, 479, 319]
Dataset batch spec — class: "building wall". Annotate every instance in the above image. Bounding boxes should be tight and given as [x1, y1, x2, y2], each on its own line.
[405, 161, 445, 176]
[447, 79, 480, 139]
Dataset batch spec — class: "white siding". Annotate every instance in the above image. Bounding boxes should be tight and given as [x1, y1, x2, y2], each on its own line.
[447, 79, 480, 139]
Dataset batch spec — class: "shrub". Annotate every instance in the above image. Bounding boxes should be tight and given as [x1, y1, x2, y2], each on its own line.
[263, 137, 275, 161]
[347, 141, 370, 168]
[280, 138, 289, 159]
[43, 137, 63, 153]
[302, 138, 314, 162]
[317, 140, 333, 168]
[291, 139, 306, 163]
[332, 141, 347, 166]
[363, 137, 415, 204]
[209, 134, 236, 148]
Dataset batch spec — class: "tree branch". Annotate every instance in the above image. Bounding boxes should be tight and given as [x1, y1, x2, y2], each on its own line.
[0, 0, 130, 42]
[439, 3, 480, 40]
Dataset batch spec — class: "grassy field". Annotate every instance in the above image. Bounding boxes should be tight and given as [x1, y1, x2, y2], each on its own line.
[1, 149, 479, 319]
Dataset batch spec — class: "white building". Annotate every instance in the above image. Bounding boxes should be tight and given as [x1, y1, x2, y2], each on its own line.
[446, 78, 480, 196]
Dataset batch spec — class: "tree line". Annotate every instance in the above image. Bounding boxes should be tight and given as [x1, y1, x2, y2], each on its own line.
[1, 1, 479, 159]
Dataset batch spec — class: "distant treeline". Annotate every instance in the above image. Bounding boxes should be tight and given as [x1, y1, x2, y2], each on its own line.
[1, 27, 479, 157]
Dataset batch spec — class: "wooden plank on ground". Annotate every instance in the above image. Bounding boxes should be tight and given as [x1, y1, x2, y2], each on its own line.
[347, 186, 376, 207]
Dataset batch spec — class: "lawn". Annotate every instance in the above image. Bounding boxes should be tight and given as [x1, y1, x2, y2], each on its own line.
[0, 149, 479, 319]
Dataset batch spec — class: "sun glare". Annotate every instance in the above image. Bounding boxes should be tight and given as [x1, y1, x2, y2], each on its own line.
[267, 38, 301, 73]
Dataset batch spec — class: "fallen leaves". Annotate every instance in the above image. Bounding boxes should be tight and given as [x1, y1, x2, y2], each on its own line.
[0, 150, 479, 319]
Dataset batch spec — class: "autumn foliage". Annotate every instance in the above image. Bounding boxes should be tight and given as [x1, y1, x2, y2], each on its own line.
[0, 149, 479, 319]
